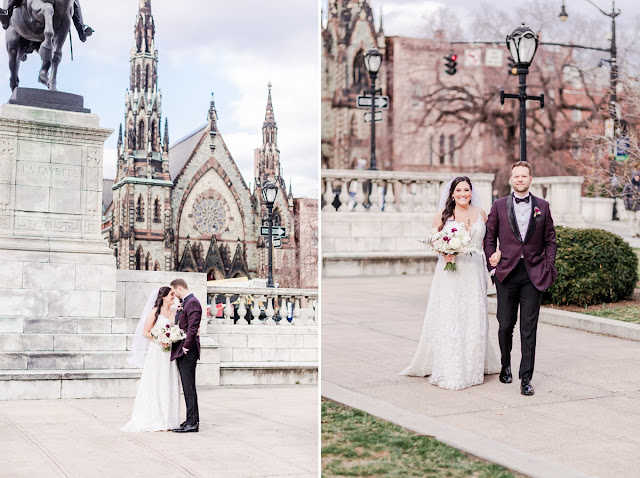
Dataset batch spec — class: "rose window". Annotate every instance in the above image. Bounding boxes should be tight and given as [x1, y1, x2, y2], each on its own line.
[193, 197, 227, 235]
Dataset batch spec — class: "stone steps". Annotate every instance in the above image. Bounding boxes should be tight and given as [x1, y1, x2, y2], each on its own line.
[0, 333, 134, 352]
[0, 351, 139, 370]
[0, 317, 137, 334]
[0, 369, 142, 400]
[220, 361, 318, 386]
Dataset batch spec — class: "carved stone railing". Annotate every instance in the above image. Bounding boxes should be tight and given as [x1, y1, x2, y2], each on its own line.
[206, 286, 318, 326]
[530, 176, 585, 225]
[321, 169, 495, 213]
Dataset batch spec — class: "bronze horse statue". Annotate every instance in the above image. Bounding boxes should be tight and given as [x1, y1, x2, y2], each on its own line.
[5, 0, 74, 91]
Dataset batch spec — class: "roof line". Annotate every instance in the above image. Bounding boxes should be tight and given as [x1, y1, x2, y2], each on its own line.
[170, 124, 207, 150]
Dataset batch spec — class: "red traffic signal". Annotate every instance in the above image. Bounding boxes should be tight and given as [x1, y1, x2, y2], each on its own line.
[444, 53, 458, 75]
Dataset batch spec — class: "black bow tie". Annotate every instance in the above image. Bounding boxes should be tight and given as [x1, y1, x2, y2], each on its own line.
[514, 195, 530, 204]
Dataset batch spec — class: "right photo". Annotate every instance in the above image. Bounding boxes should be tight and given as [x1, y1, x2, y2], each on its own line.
[320, 1, 640, 477]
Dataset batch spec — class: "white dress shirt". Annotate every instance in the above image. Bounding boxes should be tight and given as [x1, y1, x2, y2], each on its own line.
[513, 193, 531, 242]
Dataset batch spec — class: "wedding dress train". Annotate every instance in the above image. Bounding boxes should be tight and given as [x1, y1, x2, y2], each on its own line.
[121, 315, 180, 432]
[400, 217, 501, 390]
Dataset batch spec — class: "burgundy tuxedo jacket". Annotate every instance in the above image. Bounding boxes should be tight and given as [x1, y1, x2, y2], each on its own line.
[170, 294, 202, 361]
[484, 194, 558, 292]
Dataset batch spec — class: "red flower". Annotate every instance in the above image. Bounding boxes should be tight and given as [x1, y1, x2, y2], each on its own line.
[451, 228, 457, 233]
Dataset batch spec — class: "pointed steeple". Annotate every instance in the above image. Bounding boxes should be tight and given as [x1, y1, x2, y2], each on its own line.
[208, 92, 218, 151]
[117, 123, 123, 157]
[264, 81, 275, 123]
[378, 6, 384, 34]
[163, 118, 169, 152]
[139, 0, 151, 14]
[288, 178, 293, 199]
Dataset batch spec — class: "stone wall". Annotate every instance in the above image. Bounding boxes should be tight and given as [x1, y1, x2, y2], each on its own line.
[115, 270, 207, 321]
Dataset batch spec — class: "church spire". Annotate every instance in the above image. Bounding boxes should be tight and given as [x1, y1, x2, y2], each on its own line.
[255, 82, 280, 184]
[163, 118, 169, 153]
[264, 81, 275, 123]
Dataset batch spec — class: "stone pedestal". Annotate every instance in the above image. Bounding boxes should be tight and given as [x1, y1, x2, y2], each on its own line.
[0, 103, 115, 322]
[0, 102, 125, 399]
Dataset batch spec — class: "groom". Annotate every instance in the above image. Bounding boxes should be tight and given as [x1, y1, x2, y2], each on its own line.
[484, 161, 557, 396]
[170, 278, 201, 432]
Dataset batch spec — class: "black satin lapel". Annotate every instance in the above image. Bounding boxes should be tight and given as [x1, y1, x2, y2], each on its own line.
[507, 194, 522, 243]
[523, 195, 538, 244]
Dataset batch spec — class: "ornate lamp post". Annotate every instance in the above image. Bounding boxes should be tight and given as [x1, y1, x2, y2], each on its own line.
[364, 48, 382, 170]
[559, 0, 620, 125]
[500, 24, 545, 162]
[261, 181, 278, 288]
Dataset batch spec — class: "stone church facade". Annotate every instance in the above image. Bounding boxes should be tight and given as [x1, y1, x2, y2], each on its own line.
[103, 0, 317, 289]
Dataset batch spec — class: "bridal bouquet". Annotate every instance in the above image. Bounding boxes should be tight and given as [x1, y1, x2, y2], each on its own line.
[421, 226, 480, 272]
[150, 321, 187, 352]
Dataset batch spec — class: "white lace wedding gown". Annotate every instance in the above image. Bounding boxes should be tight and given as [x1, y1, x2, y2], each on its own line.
[121, 315, 180, 432]
[400, 216, 501, 390]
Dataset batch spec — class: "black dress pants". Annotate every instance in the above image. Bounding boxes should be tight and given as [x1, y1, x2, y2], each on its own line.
[494, 259, 543, 380]
[177, 352, 199, 426]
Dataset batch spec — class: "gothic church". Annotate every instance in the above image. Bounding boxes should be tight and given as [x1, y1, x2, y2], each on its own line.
[103, 0, 315, 288]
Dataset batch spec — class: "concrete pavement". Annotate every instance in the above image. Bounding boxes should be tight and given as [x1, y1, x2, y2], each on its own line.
[322, 275, 640, 478]
[0, 385, 318, 478]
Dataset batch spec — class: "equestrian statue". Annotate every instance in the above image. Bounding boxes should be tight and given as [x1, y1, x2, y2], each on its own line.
[0, 0, 93, 91]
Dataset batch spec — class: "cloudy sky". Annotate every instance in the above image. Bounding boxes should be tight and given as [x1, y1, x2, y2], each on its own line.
[0, 1, 319, 198]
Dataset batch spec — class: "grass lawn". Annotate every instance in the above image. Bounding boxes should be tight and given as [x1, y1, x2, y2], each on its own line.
[321, 399, 519, 478]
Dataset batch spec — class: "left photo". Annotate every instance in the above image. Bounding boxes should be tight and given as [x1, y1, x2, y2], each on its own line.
[0, 1, 319, 477]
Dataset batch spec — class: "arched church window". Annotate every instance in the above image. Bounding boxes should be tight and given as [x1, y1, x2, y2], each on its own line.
[135, 245, 143, 270]
[439, 134, 445, 165]
[353, 50, 369, 89]
[449, 135, 455, 165]
[150, 121, 156, 151]
[138, 120, 146, 149]
[193, 196, 228, 235]
[135, 65, 141, 90]
[136, 195, 144, 222]
[145, 253, 151, 271]
[153, 198, 161, 223]
[272, 209, 282, 226]
[144, 64, 150, 90]
[154, 261, 160, 271]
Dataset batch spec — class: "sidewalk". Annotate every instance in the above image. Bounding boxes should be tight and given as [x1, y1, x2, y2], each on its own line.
[0, 385, 318, 478]
[591, 219, 640, 249]
[322, 276, 640, 478]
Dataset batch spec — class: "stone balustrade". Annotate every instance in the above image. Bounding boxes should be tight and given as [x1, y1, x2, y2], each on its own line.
[206, 285, 318, 326]
[531, 176, 585, 226]
[322, 169, 495, 214]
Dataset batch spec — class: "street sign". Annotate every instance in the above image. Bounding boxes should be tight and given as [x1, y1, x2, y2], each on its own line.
[272, 237, 282, 248]
[356, 95, 389, 109]
[464, 49, 481, 66]
[364, 111, 383, 123]
[260, 226, 286, 237]
[485, 48, 503, 67]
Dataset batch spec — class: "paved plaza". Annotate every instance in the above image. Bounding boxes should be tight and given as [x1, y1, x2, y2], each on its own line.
[322, 275, 640, 478]
[0, 385, 318, 478]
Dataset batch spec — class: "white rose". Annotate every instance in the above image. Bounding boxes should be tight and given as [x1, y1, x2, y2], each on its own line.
[449, 237, 461, 250]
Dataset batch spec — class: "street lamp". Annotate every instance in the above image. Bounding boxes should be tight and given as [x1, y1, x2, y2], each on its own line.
[500, 23, 545, 163]
[261, 181, 278, 288]
[558, 0, 620, 128]
[364, 48, 382, 170]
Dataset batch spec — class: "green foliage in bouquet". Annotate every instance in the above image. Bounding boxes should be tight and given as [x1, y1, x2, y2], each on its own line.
[544, 227, 638, 306]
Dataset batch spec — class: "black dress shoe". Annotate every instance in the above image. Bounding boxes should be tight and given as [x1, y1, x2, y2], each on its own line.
[499, 366, 512, 383]
[521, 379, 535, 396]
[172, 424, 199, 433]
[180, 421, 188, 428]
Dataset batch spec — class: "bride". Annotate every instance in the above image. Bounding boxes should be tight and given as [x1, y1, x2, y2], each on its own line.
[121, 287, 181, 432]
[400, 176, 501, 390]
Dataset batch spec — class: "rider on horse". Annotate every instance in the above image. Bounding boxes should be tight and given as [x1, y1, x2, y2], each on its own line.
[0, 0, 93, 41]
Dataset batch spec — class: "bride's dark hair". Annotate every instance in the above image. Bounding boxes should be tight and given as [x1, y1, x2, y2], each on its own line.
[439, 176, 473, 231]
[153, 286, 172, 324]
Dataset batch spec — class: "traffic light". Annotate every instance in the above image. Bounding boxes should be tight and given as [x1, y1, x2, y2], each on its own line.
[507, 56, 517, 75]
[444, 53, 457, 75]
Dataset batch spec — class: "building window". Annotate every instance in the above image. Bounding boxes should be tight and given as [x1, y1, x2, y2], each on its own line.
[135, 246, 143, 270]
[439, 134, 445, 165]
[153, 198, 161, 223]
[136, 195, 144, 222]
[353, 50, 368, 89]
[449, 135, 455, 165]
[145, 253, 151, 271]
[429, 135, 433, 165]
[193, 196, 228, 235]
[138, 120, 146, 149]
[154, 261, 160, 271]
